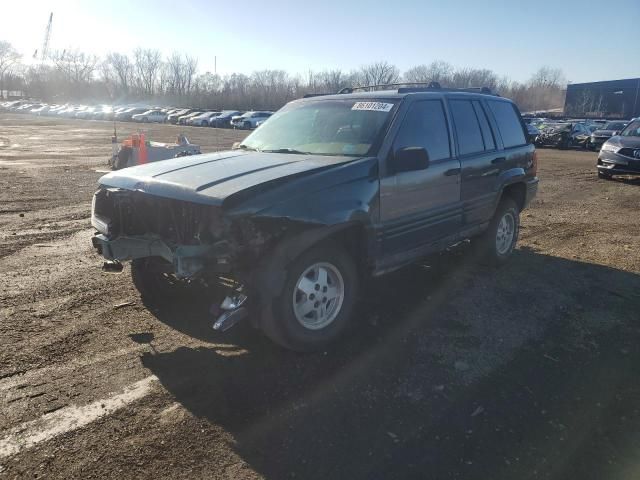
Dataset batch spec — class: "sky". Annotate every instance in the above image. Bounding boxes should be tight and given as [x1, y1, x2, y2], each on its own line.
[1, 0, 638, 84]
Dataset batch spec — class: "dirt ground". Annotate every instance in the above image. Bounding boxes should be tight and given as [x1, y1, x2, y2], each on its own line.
[1, 113, 639, 480]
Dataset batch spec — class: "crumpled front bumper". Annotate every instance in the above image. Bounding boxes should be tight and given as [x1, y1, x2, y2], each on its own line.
[92, 234, 232, 278]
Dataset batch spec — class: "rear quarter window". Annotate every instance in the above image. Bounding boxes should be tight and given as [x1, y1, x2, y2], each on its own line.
[487, 100, 527, 148]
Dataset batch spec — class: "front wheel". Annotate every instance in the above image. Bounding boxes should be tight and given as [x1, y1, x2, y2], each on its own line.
[597, 170, 612, 180]
[476, 197, 520, 266]
[263, 243, 358, 352]
[131, 258, 190, 306]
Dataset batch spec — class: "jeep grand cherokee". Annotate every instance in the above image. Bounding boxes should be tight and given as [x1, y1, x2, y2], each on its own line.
[91, 84, 538, 351]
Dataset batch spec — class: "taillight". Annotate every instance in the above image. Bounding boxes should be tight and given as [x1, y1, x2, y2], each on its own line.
[530, 150, 538, 176]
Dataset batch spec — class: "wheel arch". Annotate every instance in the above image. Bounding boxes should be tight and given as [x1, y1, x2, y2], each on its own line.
[501, 182, 527, 212]
[246, 221, 369, 330]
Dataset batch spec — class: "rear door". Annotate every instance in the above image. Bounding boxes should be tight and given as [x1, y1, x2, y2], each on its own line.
[448, 97, 503, 225]
[379, 99, 461, 254]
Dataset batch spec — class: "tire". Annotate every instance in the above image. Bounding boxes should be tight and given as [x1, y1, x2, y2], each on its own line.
[131, 257, 189, 306]
[597, 170, 612, 180]
[263, 243, 359, 352]
[476, 197, 520, 266]
[556, 135, 569, 150]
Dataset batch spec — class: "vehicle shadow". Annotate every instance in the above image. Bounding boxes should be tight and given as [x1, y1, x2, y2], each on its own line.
[610, 175, 640, 186]
[141, 249, 640, 479]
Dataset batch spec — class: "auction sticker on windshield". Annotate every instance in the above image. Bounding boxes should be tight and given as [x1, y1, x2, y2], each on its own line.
[351, 102, 394, 112]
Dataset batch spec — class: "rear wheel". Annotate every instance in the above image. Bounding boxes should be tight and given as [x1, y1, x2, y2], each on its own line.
[263, 243, 358, 352]
[476, 197, 520, 266]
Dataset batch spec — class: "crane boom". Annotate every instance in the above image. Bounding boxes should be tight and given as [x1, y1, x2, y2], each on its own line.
[41, 12, 53, 61]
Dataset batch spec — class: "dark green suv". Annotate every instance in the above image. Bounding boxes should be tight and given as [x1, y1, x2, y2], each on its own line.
[91, 84, 538, 351]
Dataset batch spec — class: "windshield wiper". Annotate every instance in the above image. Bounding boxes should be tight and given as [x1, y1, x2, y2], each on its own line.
[260, 148, 311, 155]
[236, 144, 258, 151]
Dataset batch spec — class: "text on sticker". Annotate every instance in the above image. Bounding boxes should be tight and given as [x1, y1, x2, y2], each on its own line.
[351, 102, 394, 112]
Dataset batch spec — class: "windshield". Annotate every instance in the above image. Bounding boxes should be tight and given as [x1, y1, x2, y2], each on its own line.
[604, 122, 626, 131]
[240, 99, 397, 157]
[620, 120, 640, 137]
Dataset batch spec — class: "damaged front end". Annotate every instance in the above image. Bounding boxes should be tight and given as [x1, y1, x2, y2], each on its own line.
[91, 188, 241, 277]
[91, 187, 281, 328]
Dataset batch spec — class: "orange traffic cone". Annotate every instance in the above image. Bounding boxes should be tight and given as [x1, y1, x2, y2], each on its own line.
[138, 133, 148, 164]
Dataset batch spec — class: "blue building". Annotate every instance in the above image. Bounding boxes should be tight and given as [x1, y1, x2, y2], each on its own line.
[564, 78, 640, 119]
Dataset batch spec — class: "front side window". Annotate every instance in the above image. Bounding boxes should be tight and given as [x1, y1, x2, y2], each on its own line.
[620, 120, 640, 137]
[393, 100, 451, 161]
[241, 99, 397, 157]
[487, 100, 527, 148]
[605, 122, 626, 131]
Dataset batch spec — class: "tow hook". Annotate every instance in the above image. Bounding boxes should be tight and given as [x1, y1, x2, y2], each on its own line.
[212, 293, 248, 332]
[102, 260, 123, 273]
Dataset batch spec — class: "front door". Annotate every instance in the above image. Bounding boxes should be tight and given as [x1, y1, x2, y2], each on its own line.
[379, 99, 462, 255]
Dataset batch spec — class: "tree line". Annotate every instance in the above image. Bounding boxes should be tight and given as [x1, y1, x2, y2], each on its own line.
[0, 40, 565, 113]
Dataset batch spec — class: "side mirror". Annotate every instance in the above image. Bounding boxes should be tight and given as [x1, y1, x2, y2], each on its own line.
[392, 147, 430, 173]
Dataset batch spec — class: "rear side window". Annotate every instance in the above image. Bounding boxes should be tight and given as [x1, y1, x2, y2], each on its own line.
[472, 100, 496, 151]
[449, 100, 484, 155]
[393, 100, 451, 161]
[487, 100, 527, 148]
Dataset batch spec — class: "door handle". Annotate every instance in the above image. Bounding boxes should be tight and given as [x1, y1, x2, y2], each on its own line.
[491, 157, 506, 165]
[444, 168, 461, 176]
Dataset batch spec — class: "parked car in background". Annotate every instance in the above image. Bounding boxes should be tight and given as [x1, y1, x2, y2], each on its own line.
[178, 111, 202, 125]
[167, 109, 193, 124]
[76, 107, 97, 119]
[30, 105, 49, 115]
[58, 106, 83, 117]
[187, 111, 221, 126]
[587, 121, 629, 151]
[230, 111, 273, 129]
[535, 122, 591, 149]
[209, 110, 243, 128]
[525, 123, 540, 142]
[91, 106, 115, 120]
[132, 110, 167, 123]
[115, 107, 148, 121]
[597, 118, 640, 179]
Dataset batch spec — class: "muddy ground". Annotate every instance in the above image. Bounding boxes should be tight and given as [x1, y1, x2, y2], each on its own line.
[1, 113, 639, 479]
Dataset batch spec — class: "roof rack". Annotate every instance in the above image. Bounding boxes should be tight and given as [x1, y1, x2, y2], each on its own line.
[302, 93, 332, 98]
[335, 82, 499, 96]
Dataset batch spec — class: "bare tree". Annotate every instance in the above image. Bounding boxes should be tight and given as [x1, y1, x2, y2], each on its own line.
[8, 42, 569, 116]
[104, 52, 133, 94]
[133, 48, 162, 96]
[184, 55, 198, 94]
[403, 60, 453, 84]
[529, 66, 565, 89]
[0, 40, 22, 98]
[357, 61, 400, 87]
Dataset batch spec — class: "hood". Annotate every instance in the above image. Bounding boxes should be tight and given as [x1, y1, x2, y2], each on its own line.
[98, 150, 361, 206]
[592, 129, 617, 136]
[606, 135, 640, 149]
